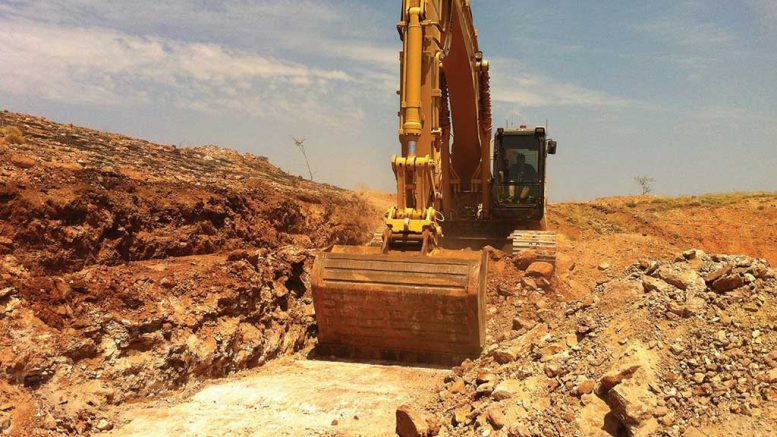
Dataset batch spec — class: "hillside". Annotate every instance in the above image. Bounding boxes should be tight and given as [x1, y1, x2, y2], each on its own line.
[0, 111, 378, 435]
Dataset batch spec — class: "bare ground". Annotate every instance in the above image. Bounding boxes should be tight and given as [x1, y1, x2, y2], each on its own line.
[110, 358, 445, 437]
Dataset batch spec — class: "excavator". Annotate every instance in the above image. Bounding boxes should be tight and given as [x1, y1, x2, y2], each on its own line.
[311, 0, 558, 364]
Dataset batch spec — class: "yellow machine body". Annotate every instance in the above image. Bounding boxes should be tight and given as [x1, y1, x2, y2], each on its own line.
[311, 0, 556, 364]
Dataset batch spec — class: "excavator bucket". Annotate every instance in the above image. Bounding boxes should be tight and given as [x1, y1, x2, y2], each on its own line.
[311, 246, 487, 365]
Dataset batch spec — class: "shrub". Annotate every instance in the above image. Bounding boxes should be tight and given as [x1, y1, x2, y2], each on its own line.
[0, 126, 25, 145]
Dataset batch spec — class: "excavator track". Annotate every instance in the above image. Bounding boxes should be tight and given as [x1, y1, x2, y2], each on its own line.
[511, 230, 557, 263]
[311, 246, 487, 365]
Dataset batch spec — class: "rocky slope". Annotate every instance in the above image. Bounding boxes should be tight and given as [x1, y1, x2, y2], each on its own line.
[401, 250, 777, 436]
[0, 111, 377, 435]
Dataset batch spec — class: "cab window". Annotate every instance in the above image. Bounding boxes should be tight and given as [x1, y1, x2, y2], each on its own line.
[497, 134, 541, 204]
[500, 135, 539, 183]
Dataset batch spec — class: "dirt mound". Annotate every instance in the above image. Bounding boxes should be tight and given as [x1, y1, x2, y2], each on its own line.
[547, 193, 777, 301]
[0, 112, 377, 435]
[408, 250, 776, 436]
[0, 111, 376, 276]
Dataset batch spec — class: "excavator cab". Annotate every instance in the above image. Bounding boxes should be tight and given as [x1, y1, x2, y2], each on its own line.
[493, 126, 556, 222]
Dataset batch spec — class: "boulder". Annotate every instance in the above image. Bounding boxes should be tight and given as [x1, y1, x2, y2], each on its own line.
[765, 350, 777, 369]
[0, 414, 10, 433]
[576, 378, 596, 395]
[476, 371, 497, 385]
[476, 382, 495, 396]
[703, 264, 732, 284]
[492, 379, 522, 401]
[448, 379, 465, 394]
[666, 301, 688, 317]
[667, 296, 705, 317]
[497, 282, 516, 296]
[682, 249, 707, 260]
[491, 347, 517, 364]
[544, 361, 562, 377]
[514, 250, 537, 270]
[607, 380, 657, 436]
[669, 343, 685, 355]
[396, 404, 429, 437]
[653, 406, 669, 417]
[452, 406, 471, 426]
[508, 424, 532, 437]
[654, 265, 705, 291]
[9, 152, 36, 169]
[711, 274, 745, 292]
[0, 287, 17, 303]
[512, 316, 536, 331]
[576, 316, 597, 335]
[525, 262, 554, 280]
[685, 296, 707, 315]
[641, 276, 675, 294]
[600, 365, 641, 390]
[96, 419, 113, 432]
[486, 406, 506, 430]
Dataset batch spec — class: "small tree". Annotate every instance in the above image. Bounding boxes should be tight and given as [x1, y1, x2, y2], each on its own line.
[634, 176, 655, 195]
[291, 137, 314, 181]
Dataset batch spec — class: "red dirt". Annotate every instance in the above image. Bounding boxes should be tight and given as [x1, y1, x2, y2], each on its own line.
[0, 111, 377, 435]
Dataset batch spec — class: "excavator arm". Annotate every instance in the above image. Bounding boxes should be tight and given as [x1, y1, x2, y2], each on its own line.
[310, 0, 492, 365]
[386, 0, 493, 252]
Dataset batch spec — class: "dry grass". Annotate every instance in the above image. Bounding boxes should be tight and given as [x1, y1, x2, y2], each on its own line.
[592, 192, 776, 212]
[644, 192, 776, 210]
[0, 125, 25, 145]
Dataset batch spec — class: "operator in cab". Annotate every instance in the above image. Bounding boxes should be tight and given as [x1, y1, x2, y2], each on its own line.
[500, 150, 537, 204]
[508, 153, 537, 182]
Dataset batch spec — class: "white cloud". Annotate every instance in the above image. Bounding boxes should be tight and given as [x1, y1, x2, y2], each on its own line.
[489, 59, 633, 109]
[0, 0, 399, 71]
[633, 1, 738, 78]
[0, 0, 402, 127]
[493, 74, 632, 108]
[636, 17, 733, 49]
[0, 17, 363, 126]
[689, 105, 774, 131]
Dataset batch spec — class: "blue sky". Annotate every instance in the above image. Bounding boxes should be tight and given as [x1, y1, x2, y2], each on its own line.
[1, 0, 775, 200]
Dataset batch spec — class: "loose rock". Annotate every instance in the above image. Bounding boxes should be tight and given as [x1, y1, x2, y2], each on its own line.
[396, 404, 429, 437]
[525, 262, 555, 280]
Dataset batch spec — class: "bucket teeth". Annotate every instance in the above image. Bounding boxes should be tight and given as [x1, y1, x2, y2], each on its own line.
[311, 247, 487, 365]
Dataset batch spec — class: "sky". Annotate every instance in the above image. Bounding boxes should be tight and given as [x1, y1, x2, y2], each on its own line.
[0, 0, 775, 201]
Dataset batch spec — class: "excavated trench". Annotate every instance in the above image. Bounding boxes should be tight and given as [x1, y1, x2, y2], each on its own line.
[0, 112, 380, 435]
[1, 244, 326, 434]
